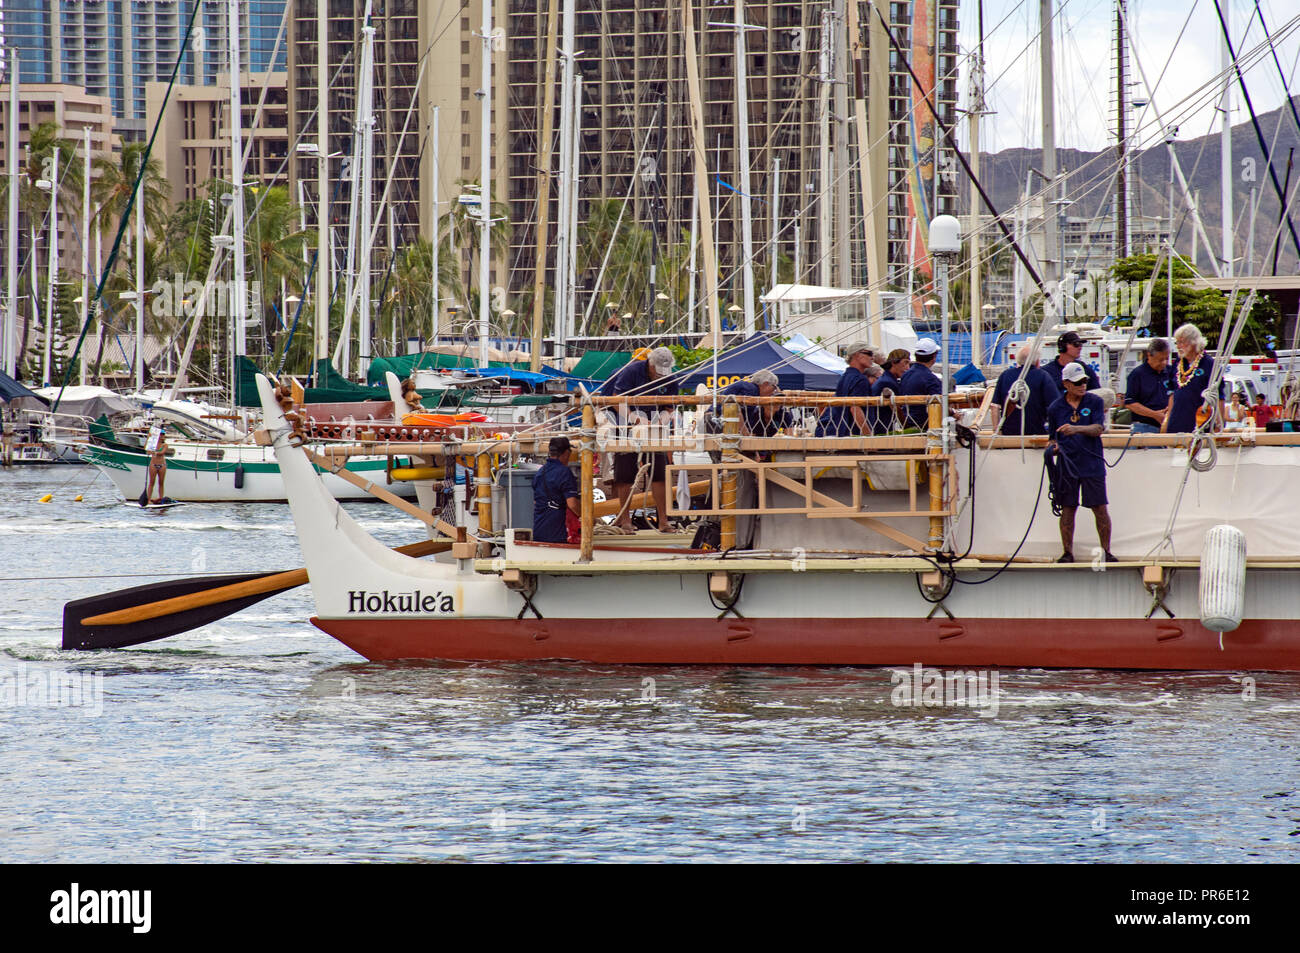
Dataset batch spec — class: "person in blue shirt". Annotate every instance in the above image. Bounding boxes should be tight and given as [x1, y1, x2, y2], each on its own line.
[532, 437, 580, 543]
[1046, 362, 1115, 563]
[1166, 323, 1225, 433]
[992, 344, 1051, 437]
[1041, 330, 1101, 396]
[720, 368, 789, 438]
[1123, 337, 1175, 434]
[870, 349, 910, 434]
[605, 346, 676, 531]
[899, 338, 943, 430]
[816, 342, 875, 436]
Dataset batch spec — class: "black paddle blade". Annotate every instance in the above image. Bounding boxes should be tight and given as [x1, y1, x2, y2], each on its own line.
[62, 572, 296, 650]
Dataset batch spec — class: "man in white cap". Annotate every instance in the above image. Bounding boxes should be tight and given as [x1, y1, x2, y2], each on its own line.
[816, 342, 875, 436]
[899, 338, 942, 430]
[1046, 361, 1115, 563]
[605, 346, 678, 531]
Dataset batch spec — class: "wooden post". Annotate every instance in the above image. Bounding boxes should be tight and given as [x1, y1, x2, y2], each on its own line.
[720, 398, 740, 550]
[580, 403, 595, 562]
[927, 401, 944, 550]
[476, 452, 492, 537]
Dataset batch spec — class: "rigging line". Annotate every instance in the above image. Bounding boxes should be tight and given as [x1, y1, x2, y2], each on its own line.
[51, 0, 202, 413]
[1212, 0, 1300, 265]
[1254, 0, 1300, 140]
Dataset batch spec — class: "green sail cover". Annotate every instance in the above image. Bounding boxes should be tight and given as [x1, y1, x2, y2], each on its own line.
[234, 356, 391, 406]
[570, 350, 633, 380]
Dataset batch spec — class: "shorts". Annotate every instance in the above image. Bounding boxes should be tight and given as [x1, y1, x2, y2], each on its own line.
[614, 451, 667, 485]
[1130, 419, 1161, 434]
[1056, 473, 1108, 509]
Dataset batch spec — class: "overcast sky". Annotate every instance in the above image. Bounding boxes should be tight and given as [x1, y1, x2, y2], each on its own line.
[957, 0, 1300, 155]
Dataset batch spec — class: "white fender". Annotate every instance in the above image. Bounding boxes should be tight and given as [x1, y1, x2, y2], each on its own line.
[1199, 524, 1246, 633]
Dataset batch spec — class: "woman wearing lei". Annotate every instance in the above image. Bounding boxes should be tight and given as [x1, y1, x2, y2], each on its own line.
[1163, 323, 1225, 433]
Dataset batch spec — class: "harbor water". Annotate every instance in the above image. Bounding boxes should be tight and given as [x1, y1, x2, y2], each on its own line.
[2, 465, 1298, 863]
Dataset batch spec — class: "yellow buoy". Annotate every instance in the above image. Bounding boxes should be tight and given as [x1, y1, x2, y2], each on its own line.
[73, 494, 84, 502]
[388, 466, 446, 482]
[38, 493, 52, 503]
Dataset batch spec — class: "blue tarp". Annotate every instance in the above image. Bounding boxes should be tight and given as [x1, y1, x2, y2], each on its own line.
[672, 333, 842, 391]
[461, 367, 557, 386]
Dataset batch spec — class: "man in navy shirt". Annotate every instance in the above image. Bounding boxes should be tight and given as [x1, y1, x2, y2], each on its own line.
[992, 344, 1051, 437]
[1041, 330, 1100, 396]
[870, 349, 911, 433]
[1166, 323, 1225, 433]
[605, 346, 676, 531]
[532, 437, 580, 543]
[1123, 338, 1174, 434]
[816, 342, 875, 436]
[899, 338, 943, 430]
[720, 368, 790, 438]
[1046, 362, 1115, 563]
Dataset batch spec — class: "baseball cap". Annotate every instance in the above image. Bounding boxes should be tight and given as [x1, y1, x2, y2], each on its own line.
[648, 346, 675, 373]
[845, 341, 872, 359]
[1058, 330, 1083, 349]
[1061, 361, 1089, 384]
[548, 436, 572, 455]
[914, 338, 940, 357]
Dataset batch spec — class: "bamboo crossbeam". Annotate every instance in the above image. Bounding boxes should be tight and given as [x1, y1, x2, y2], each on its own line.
[311, 427, 1300, 461]
[589, 392, 984, 407]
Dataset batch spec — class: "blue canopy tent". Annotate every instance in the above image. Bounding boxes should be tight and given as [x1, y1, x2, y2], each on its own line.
[673, 333, 842, 391]
[0, 371, 43, 403]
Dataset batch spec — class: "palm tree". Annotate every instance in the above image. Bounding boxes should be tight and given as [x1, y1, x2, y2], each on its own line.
[0, 121, 86, 375]
[91, 141, 169, 239]
[244, 185, 312, 353]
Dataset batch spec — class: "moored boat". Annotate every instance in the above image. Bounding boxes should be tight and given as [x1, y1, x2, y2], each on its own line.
[254, 374, 1300, 670]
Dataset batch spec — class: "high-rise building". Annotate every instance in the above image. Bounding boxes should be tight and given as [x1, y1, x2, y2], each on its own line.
[0, 1, 289, 139]
[287, 0, 427, 278]
[146, 71, 290, 206]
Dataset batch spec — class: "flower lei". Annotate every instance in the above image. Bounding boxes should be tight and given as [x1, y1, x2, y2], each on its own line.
[1176, 354, 1202, 388]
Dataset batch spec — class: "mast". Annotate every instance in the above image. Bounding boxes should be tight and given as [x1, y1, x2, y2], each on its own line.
[529, 0, 559, 371]
[1039, 0, 1059, 301]
[135, 190, 144, 391]
[687, 187, 698, 334]
[565, 74, 580, 351]
[847, 0, 883, 347]
[553, 0, 575, 358]
[817, 7, 833, 287]
[1115, 0, 1129, 260]
[431, 104, 440, 344]
[648, 99, 663, 333]
[477, 0, 493, 368]
[1219, 0, 1233, 277]
[358, 11, 376, 377]
[44, 148, 57, 385]
[968, 0, 988, 367]
[4, 53, 17, 378]
[832, 0, 849, 288]
[229, 0, 247, 359]
[315, 0, 330, 375]
[682, 0, 721, 347]
[732, 1, 756, 333]
[80, 126, 90, 385]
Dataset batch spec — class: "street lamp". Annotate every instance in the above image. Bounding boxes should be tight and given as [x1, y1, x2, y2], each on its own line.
[928, 214, 962, 457]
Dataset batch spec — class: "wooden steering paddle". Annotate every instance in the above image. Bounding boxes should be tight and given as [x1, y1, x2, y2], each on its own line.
[62, 538, 451, 651]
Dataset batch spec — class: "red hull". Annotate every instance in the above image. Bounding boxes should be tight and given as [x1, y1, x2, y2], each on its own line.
[311, 616, 1300, 670]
